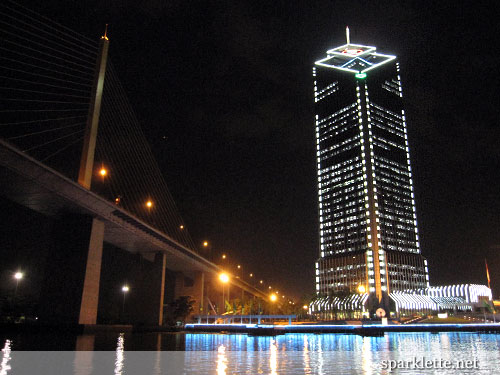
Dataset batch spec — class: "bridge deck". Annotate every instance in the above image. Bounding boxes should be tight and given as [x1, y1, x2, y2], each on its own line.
[0, 139, 266, 298]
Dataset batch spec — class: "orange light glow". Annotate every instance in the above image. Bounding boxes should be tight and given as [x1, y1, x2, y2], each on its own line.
[219, 273, 229, 283]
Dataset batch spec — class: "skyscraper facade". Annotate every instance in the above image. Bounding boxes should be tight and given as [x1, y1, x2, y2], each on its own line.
[313, 41, 429, 301]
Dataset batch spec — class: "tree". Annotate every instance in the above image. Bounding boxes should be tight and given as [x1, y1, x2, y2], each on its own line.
[168, 296, 195, 324]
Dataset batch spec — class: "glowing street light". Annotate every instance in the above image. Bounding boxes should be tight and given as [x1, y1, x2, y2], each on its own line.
[146, 200, 153, 208]
[237, 265, 241, 269]
[222, 254, 226, 259]
[260, 280, 263, 284]
[203, 241, 208, 247]
[249, 273, 253, 277]
[99, 167, 107, 177]
[180, 225, 184, 230]
[270, 294, 277, 302]
[121, 285, 129, 318]
[303, 305, 309, 310]
[219, 273, 230, 313]
[13, 272, 23, 299]
[357, 285, 366, 294]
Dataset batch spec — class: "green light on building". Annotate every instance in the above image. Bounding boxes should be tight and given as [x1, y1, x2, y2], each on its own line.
[355, 73, 367, 79]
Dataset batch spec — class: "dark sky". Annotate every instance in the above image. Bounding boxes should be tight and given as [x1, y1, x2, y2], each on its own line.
[18, 0, 500, 299]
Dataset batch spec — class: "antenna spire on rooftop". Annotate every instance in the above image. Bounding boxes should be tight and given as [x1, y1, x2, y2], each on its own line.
[346, 26, 350, 45]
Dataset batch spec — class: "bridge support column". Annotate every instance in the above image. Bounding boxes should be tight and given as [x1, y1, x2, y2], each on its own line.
[39, 215, 104, 325]
[128, 252, 166, 326]
[79, 218, 104, 324]
[192, 272, 205, 314]
[158, 253, 167, 326]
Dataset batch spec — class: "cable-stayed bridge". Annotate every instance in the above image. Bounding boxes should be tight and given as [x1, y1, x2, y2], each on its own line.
[0, 0, 266, 326]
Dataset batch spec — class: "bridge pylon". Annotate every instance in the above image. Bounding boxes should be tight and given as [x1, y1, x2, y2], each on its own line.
[78, 27, 109, 189]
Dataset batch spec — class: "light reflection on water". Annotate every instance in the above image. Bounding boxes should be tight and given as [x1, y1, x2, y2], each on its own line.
[0, 340, 12, 375]
[114, 333, 124, 375]
[216, 345, 227, 375]
[0, 332, 499, 374]
[270, 339, 277, 375]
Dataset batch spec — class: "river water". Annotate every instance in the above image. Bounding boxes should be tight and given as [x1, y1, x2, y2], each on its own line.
[1, 331, 499, 374]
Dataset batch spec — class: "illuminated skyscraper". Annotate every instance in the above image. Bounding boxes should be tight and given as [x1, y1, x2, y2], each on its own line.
[313, 38, 429, 301]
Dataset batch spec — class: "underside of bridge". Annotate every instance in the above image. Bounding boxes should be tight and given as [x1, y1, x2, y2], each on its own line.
[0, 140, 267, 326]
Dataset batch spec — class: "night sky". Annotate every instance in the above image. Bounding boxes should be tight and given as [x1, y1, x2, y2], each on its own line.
[13, 0, 500, 299]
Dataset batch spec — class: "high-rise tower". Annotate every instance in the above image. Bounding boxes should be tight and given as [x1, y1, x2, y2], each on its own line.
[313, 37, 429, 301]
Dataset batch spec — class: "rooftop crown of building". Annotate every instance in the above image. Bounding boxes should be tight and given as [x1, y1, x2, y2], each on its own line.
[315, 41, 396, 75]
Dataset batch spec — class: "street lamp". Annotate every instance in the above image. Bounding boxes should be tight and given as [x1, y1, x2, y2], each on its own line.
[270, 294, 277, 302]
[121, 285, 129, 319]
[219, 273, 229, 284]
[219, 273, 229, 313]
[203, 241, 208, 247]
[99, 167, 107, 177]
[14, 272, 23, 299]
[146, 200, 153, 208]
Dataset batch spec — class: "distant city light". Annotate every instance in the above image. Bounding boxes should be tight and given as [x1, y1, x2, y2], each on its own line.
[203, 241, 208, 247]
[99, 168, 107, 177]
[14, 272, 23, 280]
[146, 200, 153, 208]
[222, 254, 226, 259]
[122, 285, 129, 292]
